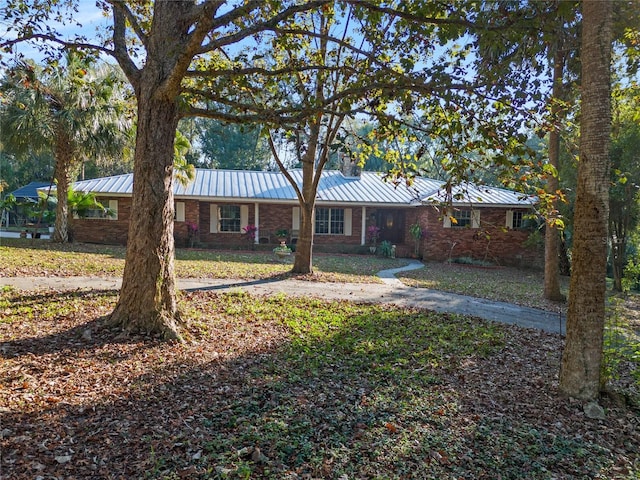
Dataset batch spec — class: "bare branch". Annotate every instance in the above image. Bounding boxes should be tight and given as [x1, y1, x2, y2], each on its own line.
[0, 34, 112, 57]
[196, 0, 330, 54]
[267, 132, 304, 203]
[106, 0, 148, 49]
[184, 64, 355, 79]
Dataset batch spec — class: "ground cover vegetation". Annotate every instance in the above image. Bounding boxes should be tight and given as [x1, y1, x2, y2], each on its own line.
[1, 288, 638, 479]
[399, 262, 570, 313]
[0, 239, 409, 284]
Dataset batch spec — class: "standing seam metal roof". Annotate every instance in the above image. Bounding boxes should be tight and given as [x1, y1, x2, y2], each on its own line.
[71, 169, 534, 207]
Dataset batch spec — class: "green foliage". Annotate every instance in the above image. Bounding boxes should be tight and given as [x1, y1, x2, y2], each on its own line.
[46, 185, 112, 219]
[195, 118, 271, 170]
[173, 130, 196, 187]
[273, 243, 292, 254]
[0, 52, 133, 241]
[523, 229, 544, 249]
[409, 222, 424, 241]
[0, 193, 17, 213]
[449, 257, 494, 267]
[602, 297, 640, 395]
[378, 240, 394, 258]
[622, 258, 640, 293]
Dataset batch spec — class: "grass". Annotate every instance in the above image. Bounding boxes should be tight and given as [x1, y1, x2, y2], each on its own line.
[0, 240, 638, 478]
[399, 261, 570, 312]
[0, 238, 409, 284]
[1, 289, 638, 479]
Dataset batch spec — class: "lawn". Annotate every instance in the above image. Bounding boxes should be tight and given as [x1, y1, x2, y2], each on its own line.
[0, 238, 410, 284]
[399, 261, 570, 312]
[0, 239, 566, 311]
[1, 289, 638, 479]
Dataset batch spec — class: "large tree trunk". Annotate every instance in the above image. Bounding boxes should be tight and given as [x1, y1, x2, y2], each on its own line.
[544, 44, 565, 301]
[51, 133, 73, 243]
[108, 90, 182, 340]
[559, 0, 612, 400]
[292, 119, 322, 275]
[293, 202, 315, 274]
[292, 153, 318, 274]
[106, 0, 201, 340]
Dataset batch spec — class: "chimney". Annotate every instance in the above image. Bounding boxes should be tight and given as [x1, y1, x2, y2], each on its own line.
[340, 153, 361, 177]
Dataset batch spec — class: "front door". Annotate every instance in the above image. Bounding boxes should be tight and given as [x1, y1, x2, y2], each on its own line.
[377, 209, 405, 244]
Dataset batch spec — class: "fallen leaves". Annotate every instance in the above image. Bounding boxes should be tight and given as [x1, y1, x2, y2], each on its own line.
[0, 289, 638, 479]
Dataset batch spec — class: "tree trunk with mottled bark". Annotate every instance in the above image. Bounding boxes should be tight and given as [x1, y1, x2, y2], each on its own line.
[559, 0, 612, 400]
[293, 201, 315, 274]
[108, 90, 182, 340]
[544, 43, 566, 301]
[107, 1, 192, 340]
[292, 130, 320, 275]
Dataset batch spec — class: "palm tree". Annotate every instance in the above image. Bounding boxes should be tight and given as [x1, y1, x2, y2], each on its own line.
[0, 52, 133, 242]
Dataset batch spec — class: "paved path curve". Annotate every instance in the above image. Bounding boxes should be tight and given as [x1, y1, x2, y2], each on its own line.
[0, 260, 565, 335]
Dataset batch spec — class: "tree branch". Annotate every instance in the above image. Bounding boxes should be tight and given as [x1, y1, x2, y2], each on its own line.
[196, 0, 330, 54]
[110, 2, 141, 87]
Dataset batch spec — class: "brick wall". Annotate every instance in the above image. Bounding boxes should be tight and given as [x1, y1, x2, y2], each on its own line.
[71, 197, 541, 267]
[71, 196, 130, 245]
[174, 199, 200, 247]
[412, 206, 542, 267]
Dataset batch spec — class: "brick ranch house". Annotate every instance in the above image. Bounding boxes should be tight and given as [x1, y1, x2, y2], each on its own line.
[65, 168, 540, 266]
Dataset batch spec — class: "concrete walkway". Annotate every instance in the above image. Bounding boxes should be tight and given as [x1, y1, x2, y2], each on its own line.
[0, 260, 565, 335]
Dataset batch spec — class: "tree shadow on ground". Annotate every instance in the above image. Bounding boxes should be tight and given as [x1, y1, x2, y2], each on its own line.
[0, 290, 164, 359]
[1, 291, 637, 479]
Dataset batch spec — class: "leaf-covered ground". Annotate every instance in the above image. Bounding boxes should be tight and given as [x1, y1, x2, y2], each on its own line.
[0, 239, 410, 284]
[1, 289, 638, 480]
[399, 262, 570, 312]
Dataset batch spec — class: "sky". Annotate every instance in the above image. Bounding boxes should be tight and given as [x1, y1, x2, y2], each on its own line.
[1, 0, 109, 64]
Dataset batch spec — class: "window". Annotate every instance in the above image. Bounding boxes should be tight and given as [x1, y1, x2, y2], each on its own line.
[330, 208, 344, 235]
[315, 207, 345, 235]
[219, 205, 241, 232]
[506, 210, 524, 229]
[80, 199, 118, 220]
[452, 209, 471, 227]
[83, 209, 108, 219]
[210, 204, 248, 233]
[315, 208, 329, 234]
[444, 208, 479, 228]
[512, 211, 523, 229]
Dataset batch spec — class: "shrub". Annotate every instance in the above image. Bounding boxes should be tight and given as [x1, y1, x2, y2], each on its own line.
[622, 258, 640, 293]
[378, 240, 394, 258]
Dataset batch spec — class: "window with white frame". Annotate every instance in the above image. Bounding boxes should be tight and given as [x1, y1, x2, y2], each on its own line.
[219, 205, 241, 232]
[452, 209, 471, 227]
[315, 207, 345, 235]
[444, 208, 479, 228]
[210, 204, 248, 233]
[80, 199, 118, 220]
[174, 201, 185, 222]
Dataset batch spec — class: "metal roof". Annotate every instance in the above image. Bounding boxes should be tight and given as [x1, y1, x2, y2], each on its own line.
[10, 182, 51, 201]
[70, 169, 534, 207]
[421, 182, 534, 207]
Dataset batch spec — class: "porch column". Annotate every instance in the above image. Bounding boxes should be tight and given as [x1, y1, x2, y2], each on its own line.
[361, 207, 367, 245]
[254, 202, 260, 244]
